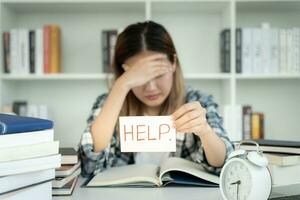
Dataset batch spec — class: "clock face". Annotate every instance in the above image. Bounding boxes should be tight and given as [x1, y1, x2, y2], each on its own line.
[222, 160, 252, 200]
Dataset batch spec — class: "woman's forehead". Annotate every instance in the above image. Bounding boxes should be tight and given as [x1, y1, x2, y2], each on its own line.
[125, 50, 167, 64]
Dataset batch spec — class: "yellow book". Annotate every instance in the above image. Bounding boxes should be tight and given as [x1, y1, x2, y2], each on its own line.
[50, 25, 61, 73]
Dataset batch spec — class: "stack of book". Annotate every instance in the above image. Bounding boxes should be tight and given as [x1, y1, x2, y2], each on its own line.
[220, 23, 300, 74]
[2, 24, 61, 75]
[240, 139, 300, 187]
[52, 147, 80, 196]
[223, 104, 264, 141]
[0, 113, 61, 200]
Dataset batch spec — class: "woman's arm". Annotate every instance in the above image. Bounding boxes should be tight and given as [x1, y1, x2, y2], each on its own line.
[172, 100, 233, 168]
[91, 78, 130, 152]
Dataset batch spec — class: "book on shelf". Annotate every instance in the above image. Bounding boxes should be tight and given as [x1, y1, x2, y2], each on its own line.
[242, 105, 252, 140]
[220, 29, 230, 73]
[264, 153, 300, 166]
[59, 147, 78, 165]
[55, 161, 81, 177]
[0, 113, 53, 134]
[0, 141, 59, 163]
[12, 101, 27, 116]
[52, 167, 81, 188]
[0, 181, 52, 200]
[240, 139, 300, 154]
[102, 29, 118, 73]
[0, 169, 55, 195]
[0, 154, 61, 177]
[52, 177, 78, 196]
[251, 112, 264, 140]
[85, 157, 219, 187]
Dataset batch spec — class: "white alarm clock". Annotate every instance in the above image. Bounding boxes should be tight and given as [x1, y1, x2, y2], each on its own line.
[220, 140, 272, 200]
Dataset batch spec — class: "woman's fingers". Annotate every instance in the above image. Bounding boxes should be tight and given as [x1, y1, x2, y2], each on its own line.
[176, 117, 205, 132]
[172, 102, 201, 121]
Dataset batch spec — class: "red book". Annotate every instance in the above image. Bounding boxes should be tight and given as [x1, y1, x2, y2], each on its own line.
[43, 25, 51, 74]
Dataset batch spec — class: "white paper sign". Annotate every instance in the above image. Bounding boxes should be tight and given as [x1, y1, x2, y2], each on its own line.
[119, 116, 176, 152]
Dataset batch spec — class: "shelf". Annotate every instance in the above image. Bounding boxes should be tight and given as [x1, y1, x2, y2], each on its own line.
[0, 73, 113, 80]
[1, 1, 145, 14]
[236, 74, 300, 80]
[3, 73, 300, 80]
[184, 73, 231, 80]
[0, 73, 231, 80]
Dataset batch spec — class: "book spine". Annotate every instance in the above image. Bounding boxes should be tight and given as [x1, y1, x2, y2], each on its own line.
[2, 32, 10, 73]
[286, 29, 293, 73]
[108, 30, 118, 73]
[242, 28, 252, 74]
[43, 25, 51, 74]
[224, 29, 230, 73]
[236, 28, 242, 73]
[29, 30, 35, 73]
[251, 112, 264, 140]
[252, 28, 262, 74]
[10, 29, 19, 74]
[279, 29, 287, 73]
[242, 105, 252, 140]
[220, 30, 225, 73]
[35, 29, 43, 75]
[102, 30, 109, 73]
[270, 29, 279, 74]
[50, 25, 61, 73]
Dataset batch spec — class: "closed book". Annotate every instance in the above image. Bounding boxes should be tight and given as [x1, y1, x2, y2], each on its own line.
[18, 29, 30, 74]
[60, 147, 78, 164]
[3, 32, 10, 73]
[242, 105, 252, 140]
[52, 177, 78, 196]
[0, 181, 52, 200]
[0, 154, 61, 177]
[0, 113, 53, 134]
[35, 29, 44, 74]
[0, 141, 59, 162]
[279, 29, 287, 73]
[240, 139, 300, 154]
[264, 153, 300, 166]
[50, 25, 61, 73]
[251, 112, 264, 140]
[252, 28, 262, 74]
[55, 161, 81, 177]
[236, 28, 242, 73]
[52, 167, 81, 188]
[268, 164, 300, 186]
[241, 28, 252, 74]
[0, 169, 55, 195]
[29, 30, 35, 74]
[85, 157, 219, 187]
[0, 129, 53, 148]
[43, 25, 51, 74]
[10, 29, 19, 74]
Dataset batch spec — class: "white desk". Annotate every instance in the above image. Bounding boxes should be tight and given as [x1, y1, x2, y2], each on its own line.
[53, 177, 223, 200]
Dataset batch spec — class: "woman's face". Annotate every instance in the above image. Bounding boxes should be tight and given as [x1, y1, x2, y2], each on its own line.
[124, 50, 176, 111]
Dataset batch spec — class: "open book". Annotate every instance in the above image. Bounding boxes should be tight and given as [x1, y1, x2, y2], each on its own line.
[85, 157, 219, 187]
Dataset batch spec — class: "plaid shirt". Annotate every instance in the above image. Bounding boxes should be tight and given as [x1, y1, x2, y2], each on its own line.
[78, 87, 234, 177]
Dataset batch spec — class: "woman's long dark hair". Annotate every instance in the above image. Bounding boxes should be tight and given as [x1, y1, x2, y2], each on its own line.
[112, 21, 185, 116]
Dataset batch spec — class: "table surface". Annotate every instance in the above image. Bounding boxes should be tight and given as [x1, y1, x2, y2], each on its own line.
[53, 177, 223, 200]
[52, 177, 300, 200]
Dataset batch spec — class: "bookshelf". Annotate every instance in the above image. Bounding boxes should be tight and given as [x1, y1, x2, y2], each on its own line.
[0, 0, 299, 147]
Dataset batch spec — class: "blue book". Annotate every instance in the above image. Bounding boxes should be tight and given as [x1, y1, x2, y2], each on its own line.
[0, 114, 53, 134]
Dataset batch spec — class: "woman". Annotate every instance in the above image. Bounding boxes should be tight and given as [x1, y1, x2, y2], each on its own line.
[79, 21, 233, 177]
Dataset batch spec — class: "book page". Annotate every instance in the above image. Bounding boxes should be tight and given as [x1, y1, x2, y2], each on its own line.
[158, 157, 219, 186]
[87, 164, 160, 187]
